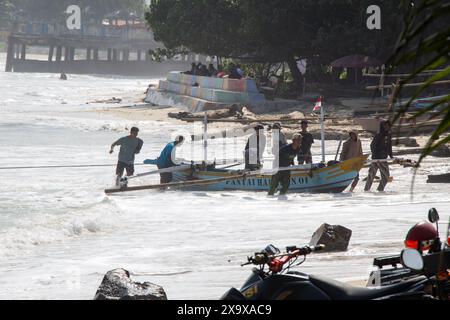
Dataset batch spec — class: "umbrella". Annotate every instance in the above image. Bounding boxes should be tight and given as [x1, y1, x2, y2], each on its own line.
[330, 54, 382, 68]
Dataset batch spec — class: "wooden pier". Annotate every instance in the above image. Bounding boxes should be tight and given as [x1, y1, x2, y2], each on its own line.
[5, 33, 201, 76]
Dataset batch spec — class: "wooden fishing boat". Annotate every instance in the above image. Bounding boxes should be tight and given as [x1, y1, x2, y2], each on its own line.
[105, 156, 368, 194]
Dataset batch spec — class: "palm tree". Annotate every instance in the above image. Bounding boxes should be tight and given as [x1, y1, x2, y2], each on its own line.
[389, 0, 450, 165]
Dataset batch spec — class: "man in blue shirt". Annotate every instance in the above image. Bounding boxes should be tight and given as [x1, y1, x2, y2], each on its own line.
[155, 136, 185, 184]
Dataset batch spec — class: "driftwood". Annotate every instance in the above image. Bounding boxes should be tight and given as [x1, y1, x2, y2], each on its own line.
[427, 173, 450, 184]
[394, 145, 450, 158]
[169, 105, 244, 121]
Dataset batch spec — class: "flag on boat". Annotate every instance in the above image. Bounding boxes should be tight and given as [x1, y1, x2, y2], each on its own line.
[313, 97, 322, 112]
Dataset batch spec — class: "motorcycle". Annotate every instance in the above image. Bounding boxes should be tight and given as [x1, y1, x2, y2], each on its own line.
[368, 208, 450, 300]
[220, 244, 428, 300]
[221, 208, 449, 300]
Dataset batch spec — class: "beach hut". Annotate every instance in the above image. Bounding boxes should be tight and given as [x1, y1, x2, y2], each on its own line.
[331, 54, 382, 86]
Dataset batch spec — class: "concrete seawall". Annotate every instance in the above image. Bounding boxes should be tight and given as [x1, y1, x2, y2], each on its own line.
[146, 71, 299, 113]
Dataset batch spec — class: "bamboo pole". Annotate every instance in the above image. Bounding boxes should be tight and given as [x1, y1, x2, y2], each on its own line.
[366, 80, 450, 90]
[363, 70, 446, 78]
[105, 171, 263, 194]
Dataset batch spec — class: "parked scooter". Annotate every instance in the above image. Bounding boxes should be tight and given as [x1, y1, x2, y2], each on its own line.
[220, 244, 428, 300]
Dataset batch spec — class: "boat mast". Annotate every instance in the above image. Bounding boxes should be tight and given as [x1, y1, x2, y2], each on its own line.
[203, 111, 208, 163]
[320, 97, 326, 163]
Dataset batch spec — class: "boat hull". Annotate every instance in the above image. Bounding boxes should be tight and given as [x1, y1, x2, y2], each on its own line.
[173, 156, 368, 193]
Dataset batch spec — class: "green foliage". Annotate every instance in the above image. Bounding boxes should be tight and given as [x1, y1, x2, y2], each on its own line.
[146, 0, 402, 91]
[389, 0, 450, 165]
[0, 0, 14, 28]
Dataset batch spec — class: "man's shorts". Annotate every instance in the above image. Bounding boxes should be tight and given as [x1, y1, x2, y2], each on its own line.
[116, 161, 135, 176]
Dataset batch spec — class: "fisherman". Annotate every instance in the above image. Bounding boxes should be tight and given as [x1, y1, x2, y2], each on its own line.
[271, 123, 288, 157]
[154, 136, 185, 184]
[110, 127, 144, 186]
[297, 120, 314, 164]
[268, 134, 302, 196]
[340, 131, 363, 192]
[244, 124, 266, 171]
[365, 120, 393, 192]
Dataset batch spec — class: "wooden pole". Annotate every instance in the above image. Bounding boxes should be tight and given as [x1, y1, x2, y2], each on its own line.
[320, 97, 326, 163]
[387, 79, 401, 113]
[203, 112, 208, 163]
[64, 46, 70, 61]
[335, 135, 344, 161]
[93, 48, 99, 61]
[5, 36, 14, 72]
[56, 46, 62, 62]
[379, 65, 385, 97]
[48, 46, 54, 62]
[20, 44, 26, 60]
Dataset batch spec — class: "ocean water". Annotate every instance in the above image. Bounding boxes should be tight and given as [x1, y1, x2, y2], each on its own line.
[0, 53, 449, 300]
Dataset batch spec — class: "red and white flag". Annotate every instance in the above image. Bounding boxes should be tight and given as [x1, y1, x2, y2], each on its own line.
[313, 97, 322, 112]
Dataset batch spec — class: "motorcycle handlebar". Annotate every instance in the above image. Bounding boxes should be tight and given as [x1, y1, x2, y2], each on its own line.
[243, 244, 325, 266]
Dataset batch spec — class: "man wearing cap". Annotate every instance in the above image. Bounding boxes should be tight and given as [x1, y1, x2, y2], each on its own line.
[110, 127, 144, 186]
[297, 120, 315, 164]
[268, 134, 302, 196]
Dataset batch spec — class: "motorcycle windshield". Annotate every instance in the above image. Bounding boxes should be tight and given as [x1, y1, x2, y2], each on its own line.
[241, 269, 264, 291]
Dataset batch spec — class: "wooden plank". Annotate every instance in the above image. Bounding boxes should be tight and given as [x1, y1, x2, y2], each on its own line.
[363, 70, 446, 78]
[366, 80, 450, 90]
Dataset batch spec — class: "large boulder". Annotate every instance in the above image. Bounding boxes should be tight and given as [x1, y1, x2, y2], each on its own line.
[94, 269, 167, 300]
[309, 224, 352, 252]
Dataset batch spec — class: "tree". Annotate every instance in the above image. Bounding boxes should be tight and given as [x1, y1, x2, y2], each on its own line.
[389, 0, 450, 165]
[146, 0, 401, 92]
[0, 0, 14, 29]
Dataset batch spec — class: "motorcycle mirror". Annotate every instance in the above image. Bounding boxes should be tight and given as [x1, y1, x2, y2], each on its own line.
[400, 249, 424, 271]
[264, 244, 280, 255]
[428, 208, 440, 224]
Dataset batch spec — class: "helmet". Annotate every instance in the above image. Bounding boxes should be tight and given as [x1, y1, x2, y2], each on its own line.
[405, 221, 438, 252]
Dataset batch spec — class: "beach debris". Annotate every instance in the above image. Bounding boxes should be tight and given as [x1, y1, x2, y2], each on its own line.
[168, 106, 245, 121]
[427, 173, 450, 184]
[90, 97, 122, 104]
[393, 137, 419, 148]
[94, 269, 167, 300]
[309, 224, 352, 252]
[394, 145, 450, 157]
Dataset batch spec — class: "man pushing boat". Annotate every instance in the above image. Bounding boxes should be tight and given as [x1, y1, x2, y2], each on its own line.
[268, 134, 302, 196]
[145, 136, 185, 184]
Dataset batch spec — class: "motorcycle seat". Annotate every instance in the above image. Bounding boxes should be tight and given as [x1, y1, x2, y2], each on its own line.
[309, 274, 425, 300]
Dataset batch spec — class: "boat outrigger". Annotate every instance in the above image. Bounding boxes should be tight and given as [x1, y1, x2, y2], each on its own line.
[104, 155, 368, 194]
